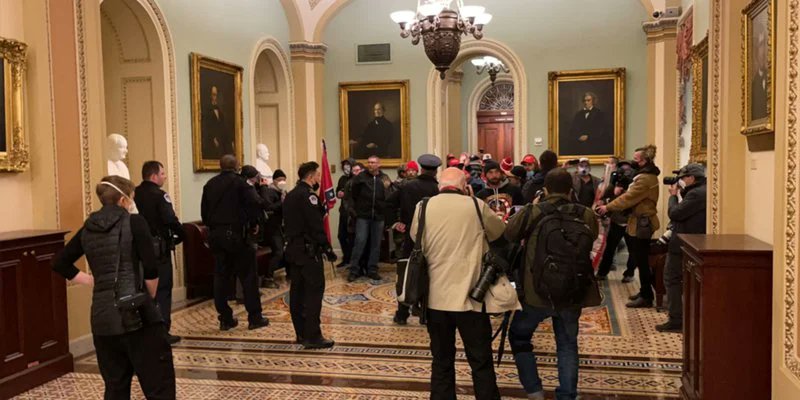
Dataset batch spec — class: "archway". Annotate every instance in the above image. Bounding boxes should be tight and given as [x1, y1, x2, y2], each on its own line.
[467, 75, 514, 157]
[427, 39, 528, 161]
[249, 38, 296, 181]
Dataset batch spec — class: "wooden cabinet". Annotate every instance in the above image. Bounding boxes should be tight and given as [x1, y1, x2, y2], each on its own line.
[0, 230, 73, 399]
[678, 234, 772, 400]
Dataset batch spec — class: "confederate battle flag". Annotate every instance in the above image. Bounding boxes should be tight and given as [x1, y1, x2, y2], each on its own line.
[320, 139, 336, 242]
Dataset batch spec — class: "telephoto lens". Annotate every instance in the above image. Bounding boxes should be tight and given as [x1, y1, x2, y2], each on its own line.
[469, 263, 498, 302]
[663, 176, 679, 185]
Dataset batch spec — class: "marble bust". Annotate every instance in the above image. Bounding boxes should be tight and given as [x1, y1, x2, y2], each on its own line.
[255, 143, 273, 184]
[106, 133, 130, 179]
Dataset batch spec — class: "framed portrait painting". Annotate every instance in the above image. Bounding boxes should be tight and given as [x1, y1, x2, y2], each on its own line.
[741, 0, 775, 136]
[0, 37, 28, 172]
[548, 68, 626, 164]
[190, 53, 243, 171]
[339, 80, 410, 167]
[691, 36, 709, 164]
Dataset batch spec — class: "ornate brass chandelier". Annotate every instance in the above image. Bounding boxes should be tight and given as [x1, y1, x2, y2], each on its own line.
[391, 0, 492, 79]
[471, 56, 509, 85]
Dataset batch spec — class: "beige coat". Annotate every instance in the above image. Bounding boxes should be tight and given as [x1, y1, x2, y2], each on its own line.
[410, 192, 505, 312]
[606, 169, 661, 237]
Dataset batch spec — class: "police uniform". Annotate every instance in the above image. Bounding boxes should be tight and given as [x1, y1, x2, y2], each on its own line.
[201, 170, 269, 330]
[283, 181, 334, 347]
[385, 154, 441, 324]
[134, 180, 185, 334]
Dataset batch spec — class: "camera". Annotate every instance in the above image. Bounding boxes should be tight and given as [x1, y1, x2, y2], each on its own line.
[663, 176, 679, 186]
[469, 251, 510, 302]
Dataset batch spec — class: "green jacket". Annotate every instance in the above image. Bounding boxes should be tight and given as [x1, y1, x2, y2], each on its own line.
[505, 194, 602, 309]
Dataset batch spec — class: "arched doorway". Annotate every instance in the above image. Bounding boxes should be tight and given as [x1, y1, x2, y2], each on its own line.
[100, 0, 171, 181]
[250, 38, 295, 180]
[474, 81, 515, 159]
[427, 39, 527, 161]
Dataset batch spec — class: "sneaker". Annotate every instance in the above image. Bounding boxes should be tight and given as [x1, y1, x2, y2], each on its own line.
[347, 273, 360, 283]
[219, 319, 239, 331]
[622, 275, 635, 283]
[626, 297, 653, 308]
[248, 316, 270, 330]
[393, 315, 408, 326]
[367, 272, 382, 281]
[167, 334, 182, 345]
[628, 293, 640, 301]
[302, 338, 335, 349]
[655, 321, 682, 333]
[261, 278, 279, 289]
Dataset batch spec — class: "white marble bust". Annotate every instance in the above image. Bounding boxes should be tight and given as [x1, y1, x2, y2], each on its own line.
[106, 133, 130, 179]
[255, 143, 273, 184]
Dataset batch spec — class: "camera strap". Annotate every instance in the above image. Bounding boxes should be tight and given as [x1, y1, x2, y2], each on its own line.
[112, 225, 124, 301]
[471, 197, 489, 245]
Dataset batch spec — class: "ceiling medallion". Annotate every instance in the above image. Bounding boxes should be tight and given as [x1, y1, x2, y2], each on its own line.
[471, 55, 509, 85]
[391, 0, 492, 79]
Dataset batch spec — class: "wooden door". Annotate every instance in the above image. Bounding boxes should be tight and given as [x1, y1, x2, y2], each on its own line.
[477, 111, 514, 159]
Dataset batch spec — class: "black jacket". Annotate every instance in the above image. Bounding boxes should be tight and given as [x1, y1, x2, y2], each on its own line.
[477, 179, 525, 215]
[522, 169, 552, 204]
[283, 181, 331, 264]
[200, 170, 267, 230]
[134, 181, 185, 246]
[336, 174, 352, 210]
[669, 180, 708, 254]
[348, 170, 389, 220]
[257, 184, 284, 233]
[52, 207, 159, 336]
[386, 173, 439, 226]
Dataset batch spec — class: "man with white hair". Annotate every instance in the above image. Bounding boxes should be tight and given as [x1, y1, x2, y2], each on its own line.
[410, 167, 505, 399]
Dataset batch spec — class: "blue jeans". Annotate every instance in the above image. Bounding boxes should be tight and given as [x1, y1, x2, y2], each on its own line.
[509, 304, 582, 399]
[348, 218, 384, 276]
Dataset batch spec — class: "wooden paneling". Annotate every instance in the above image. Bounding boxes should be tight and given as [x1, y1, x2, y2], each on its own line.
[0, 230, 72, 399]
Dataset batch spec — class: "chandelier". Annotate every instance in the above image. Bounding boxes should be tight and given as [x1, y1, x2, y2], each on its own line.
[390, 0, 492, 79]
[471, 56, 509, 85]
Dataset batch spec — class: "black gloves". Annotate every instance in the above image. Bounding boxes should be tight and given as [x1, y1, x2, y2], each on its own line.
[324, 248, 338, 262]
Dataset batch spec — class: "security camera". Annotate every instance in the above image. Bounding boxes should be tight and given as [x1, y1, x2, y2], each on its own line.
[653, 10, 663, 19]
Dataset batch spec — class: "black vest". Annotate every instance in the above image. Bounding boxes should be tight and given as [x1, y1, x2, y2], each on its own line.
[81, 206, 137, 336]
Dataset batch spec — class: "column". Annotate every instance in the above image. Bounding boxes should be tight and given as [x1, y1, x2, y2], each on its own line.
[642, 16, 679, 234]
[290, 41, 327, 163]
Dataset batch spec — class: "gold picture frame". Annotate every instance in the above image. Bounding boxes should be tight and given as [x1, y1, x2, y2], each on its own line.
[339, 80, 410, 167]
[0, 37, 28, 172]
[741, 0, 775, 136]
[190, 53, 243, 171]
[691, 36, 709, 164]
[548, 68, 626, 164]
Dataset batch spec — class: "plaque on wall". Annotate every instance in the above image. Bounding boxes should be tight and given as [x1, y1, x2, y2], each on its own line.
[356, 43, 391, 64]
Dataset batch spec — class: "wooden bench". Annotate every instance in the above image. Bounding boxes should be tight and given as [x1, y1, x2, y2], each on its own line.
[182, 221, 272, 299]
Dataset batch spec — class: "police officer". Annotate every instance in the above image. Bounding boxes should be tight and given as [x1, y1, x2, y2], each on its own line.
[385, 154, 441, 325]
[283, 161, 338, 349]
[135, 160, 186, 344]
[201, 155, 270, 331]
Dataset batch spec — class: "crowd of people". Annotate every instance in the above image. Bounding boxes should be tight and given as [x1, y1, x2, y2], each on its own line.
[50, 143, 708, 400]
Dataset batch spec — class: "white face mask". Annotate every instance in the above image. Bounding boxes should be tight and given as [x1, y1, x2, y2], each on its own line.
[678, 179, 687, 189]
[277, 181, 287, 191]
[99, 181, 138, 214]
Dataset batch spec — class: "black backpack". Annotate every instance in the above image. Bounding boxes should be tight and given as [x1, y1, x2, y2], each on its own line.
[528, 202, 595, 309]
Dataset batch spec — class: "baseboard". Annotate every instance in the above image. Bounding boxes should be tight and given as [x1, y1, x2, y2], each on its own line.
[172, 286, 187, 303]
[69, 333, 95, 357]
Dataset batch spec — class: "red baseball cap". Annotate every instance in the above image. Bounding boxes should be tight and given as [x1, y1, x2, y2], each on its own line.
[500, 157, 513, 172]
[522, 154, 537, 165]
[448, 158, 460, 167]
[406, 160, 420, 171]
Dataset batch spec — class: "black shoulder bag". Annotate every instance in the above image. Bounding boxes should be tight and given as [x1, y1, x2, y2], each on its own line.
[113, 224, 162, 333]
[396, 198, 430, 310]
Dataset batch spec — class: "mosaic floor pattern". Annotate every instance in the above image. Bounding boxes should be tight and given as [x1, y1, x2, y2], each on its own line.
[16, 261, 682, 399]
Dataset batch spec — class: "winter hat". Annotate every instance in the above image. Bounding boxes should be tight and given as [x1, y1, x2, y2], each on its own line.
[483, 159, 501, 174]
[406, 160, 420, 172]
[273, 169, 286, 180]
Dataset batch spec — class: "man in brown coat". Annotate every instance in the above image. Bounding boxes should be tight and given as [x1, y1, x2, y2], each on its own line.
[598, 145, 661, 308]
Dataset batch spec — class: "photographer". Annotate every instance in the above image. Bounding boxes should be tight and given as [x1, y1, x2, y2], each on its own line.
[656, 163, 707, 333]
[505, 168, 600, 400]
[409, 167, 505, 400]
[597, 145, 661, 308]
[52, 175, 175, 399]
[595, 160, 637, 282]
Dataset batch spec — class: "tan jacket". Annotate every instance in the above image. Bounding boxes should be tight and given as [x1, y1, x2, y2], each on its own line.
[606, 168, 660, 237]
[410, 192, 505, 312]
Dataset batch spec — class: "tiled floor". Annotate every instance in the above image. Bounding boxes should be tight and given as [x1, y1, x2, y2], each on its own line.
[15, 260, 682, 399]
